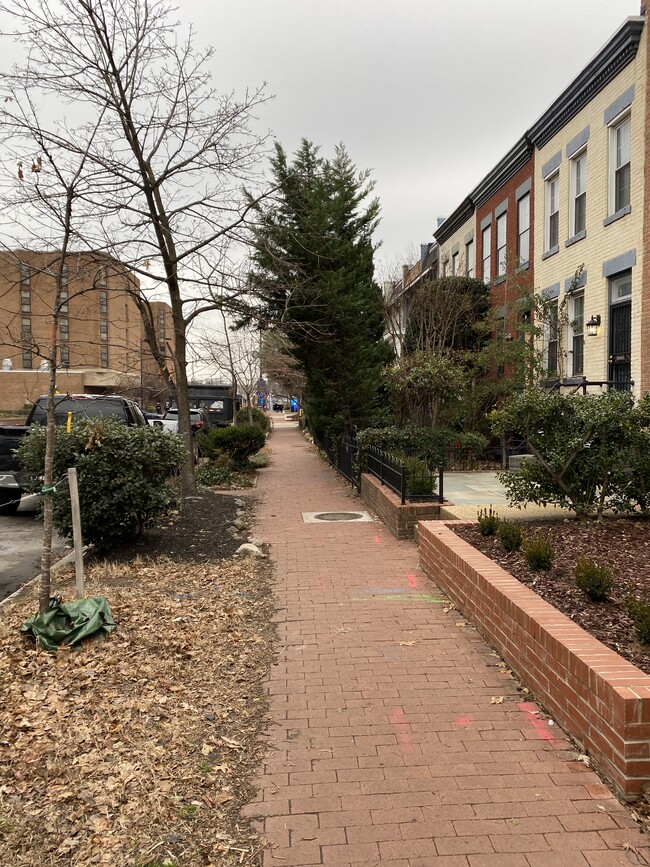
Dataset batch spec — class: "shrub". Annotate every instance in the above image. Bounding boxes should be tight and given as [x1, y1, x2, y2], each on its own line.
[627, 596, 650, 644]
[18, 419, 185, 551]
[523, 533, 554, 570]
[574, 556, 614, 602]
[477, 506, 499, 536]
[357, 425, 486, 469]
[201, 423, 266, 464]
[236, 406, 271, 433]
[497, 520, 522, 552]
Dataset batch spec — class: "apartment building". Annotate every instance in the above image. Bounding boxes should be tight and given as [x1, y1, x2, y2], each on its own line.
[0, 250, 174, 411]
[393, 10, 650, 397]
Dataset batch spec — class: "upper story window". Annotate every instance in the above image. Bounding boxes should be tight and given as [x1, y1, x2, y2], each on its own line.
[59, 317, 69, 336]
[100, 345, 109, 368]
[496, 212, 507, 278]
[20, 264, 30, 287]
[59, 289, 69, 315]
[482, 225, 491, 283]
[21, 317, 31, 340]
[517, 194, 530, 266]
[100, 319, 108, 341]
[22, 348, 32, 369]
[570, 150, 587, 236]
[545, 173, 559, 252]
[20, 288, 31, 314]
[451, 251, 459, 277]
[96, 267, 107, 288]
[610, 115, 631, 215]
[99, 290, 108, 314]
[61, 264, 68, 286]
[158, 310, 166, 342]
[465, 239, 474, 277]
[60, 344, 70, 367]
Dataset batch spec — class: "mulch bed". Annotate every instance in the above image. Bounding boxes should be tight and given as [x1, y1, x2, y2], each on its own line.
[0, 488, 274, 867]
[454, 517, 650, 675]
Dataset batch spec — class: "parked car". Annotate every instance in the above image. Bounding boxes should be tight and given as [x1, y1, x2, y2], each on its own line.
[0, 394, 148, 515]
[153, 407, 211, 435]
[143, 411, 163, 425]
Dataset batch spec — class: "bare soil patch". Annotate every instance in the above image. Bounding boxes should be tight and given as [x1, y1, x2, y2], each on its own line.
[0, 490, 274, 867]
[454, 517, 650, 675]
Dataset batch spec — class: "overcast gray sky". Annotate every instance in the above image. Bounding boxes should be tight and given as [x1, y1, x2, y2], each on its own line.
[181, 0, 638, 275]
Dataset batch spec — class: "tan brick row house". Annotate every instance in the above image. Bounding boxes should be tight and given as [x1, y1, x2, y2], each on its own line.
[394, 10, 650, 398]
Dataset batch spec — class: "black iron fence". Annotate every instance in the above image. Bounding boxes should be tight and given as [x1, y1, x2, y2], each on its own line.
[365, 445, 444, 506]
[313, 431, 360, 488]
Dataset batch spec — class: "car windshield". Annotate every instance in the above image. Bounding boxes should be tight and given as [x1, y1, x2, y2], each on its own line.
[31, 397, 127, 426]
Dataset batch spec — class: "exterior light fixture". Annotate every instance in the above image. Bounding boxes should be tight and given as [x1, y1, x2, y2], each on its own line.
[586, 314, 601, 337]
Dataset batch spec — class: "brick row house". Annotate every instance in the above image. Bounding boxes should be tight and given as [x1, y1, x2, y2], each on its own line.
[0, 250, 174, 411]
[393, 9, 650, 397]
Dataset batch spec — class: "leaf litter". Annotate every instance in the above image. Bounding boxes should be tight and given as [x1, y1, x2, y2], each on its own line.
[0, 551, 276, 866]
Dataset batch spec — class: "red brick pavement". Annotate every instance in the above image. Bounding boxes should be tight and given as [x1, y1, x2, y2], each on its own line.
[244, 423, 649, 866]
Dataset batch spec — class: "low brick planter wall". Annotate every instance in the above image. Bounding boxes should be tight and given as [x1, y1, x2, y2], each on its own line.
[360, 472, 442, 539]
[418, 520, 650, 801]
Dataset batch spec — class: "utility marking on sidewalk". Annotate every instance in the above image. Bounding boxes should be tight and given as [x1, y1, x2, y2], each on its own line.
[359, 588, 407, 594]
[388, 706, 414, 752]
[317, 579, 325, 592]
[373, 535, 383, 544]
[455, 715, 474, 728]
[517, 701, 554, 741]
[407, 573, 419, 588]
[350, 592, 446, 603]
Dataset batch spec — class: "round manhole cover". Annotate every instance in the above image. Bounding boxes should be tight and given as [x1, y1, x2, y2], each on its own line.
[313, 512, 364, 521]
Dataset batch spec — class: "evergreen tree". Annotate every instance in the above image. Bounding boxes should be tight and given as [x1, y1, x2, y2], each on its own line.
[248, 140, 392, 438]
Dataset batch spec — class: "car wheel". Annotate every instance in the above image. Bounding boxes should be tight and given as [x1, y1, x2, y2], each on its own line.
[0, 489, 21, 516]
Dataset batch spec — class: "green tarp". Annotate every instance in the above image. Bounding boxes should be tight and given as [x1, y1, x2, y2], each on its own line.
[20, 596, 116, 652]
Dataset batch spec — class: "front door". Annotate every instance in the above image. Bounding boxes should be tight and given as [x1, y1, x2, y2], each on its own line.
[608, 299, 631, 390]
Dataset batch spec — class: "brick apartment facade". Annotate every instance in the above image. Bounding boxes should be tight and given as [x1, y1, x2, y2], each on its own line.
[0, 250, 173, 411]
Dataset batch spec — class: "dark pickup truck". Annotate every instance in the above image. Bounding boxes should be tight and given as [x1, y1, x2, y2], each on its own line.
[0, 394, 148, 515]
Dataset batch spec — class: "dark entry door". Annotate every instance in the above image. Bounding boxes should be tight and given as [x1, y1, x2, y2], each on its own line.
[608, 301, 631, 390]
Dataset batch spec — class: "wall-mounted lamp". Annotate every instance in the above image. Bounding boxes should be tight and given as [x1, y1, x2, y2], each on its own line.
[586, 314, 601, 337]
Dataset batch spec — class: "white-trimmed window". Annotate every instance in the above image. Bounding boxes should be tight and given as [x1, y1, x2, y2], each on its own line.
[451, 251, 459, 276]
[465, 239, 474, 277]
[545, 173, 559, 251]
[570, 293, 584, 376]
[482, 225, 491, 283]
[609, 115, 631, 214]
[546, 300, 559, 376]
[517, 194, 530, 265]
[496, 212, 507, 277]
[570, 151, 587, 236]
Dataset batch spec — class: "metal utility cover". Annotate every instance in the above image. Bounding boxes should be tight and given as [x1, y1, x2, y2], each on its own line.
[302, 511, 373, 524]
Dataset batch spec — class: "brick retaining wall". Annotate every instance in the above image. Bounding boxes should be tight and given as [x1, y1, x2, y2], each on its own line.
[418, 520, 650, 801]
[360, 473, 442, 539]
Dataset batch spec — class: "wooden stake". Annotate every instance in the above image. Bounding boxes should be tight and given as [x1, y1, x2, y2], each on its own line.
[67, 467, 84, 599]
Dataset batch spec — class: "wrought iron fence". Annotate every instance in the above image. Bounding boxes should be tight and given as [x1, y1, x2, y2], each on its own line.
[313, 430, 360, 488]
[365, 446, 444, 505]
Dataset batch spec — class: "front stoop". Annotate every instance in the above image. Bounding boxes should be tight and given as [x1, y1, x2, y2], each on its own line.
[418, 520, 650, 801]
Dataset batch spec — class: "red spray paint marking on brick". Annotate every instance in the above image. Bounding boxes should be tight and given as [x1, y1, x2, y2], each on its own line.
[407, 573, 418, 588]
[388, 706, 414, 752]
[517, 701, 554, 741]
[373, 535, 382, 544]
[455, 715, 473, 728]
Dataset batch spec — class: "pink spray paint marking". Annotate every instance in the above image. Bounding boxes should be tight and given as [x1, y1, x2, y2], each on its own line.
[373, 535, 382, 544]
[388, 706, 414, 752]
[517, 701, 554, 741]
[455, 714, 474, 728]
[407, 573, 418, 588]
[318, 579, 325, 592]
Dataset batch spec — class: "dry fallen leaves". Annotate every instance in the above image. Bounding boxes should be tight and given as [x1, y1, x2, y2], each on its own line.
[490, 696, 504, 704]
[0, 554, 275, 867]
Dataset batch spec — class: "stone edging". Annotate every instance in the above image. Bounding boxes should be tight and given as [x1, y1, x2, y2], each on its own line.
[418, 520, 650, 801]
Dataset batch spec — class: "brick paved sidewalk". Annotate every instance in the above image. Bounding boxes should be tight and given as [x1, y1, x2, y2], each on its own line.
[246, 423, 649, 866]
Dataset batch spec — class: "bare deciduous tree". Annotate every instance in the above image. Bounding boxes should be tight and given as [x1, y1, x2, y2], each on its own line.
[0, 0, 271, 495]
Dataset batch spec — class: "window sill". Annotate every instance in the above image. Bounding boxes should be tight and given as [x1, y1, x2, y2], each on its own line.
[494, 275, 506, 286]
[565, 230, 586, 248]
[603, 205, 630, 227]
[541, 246, 559, 261]
[516, 261, 530, 272]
